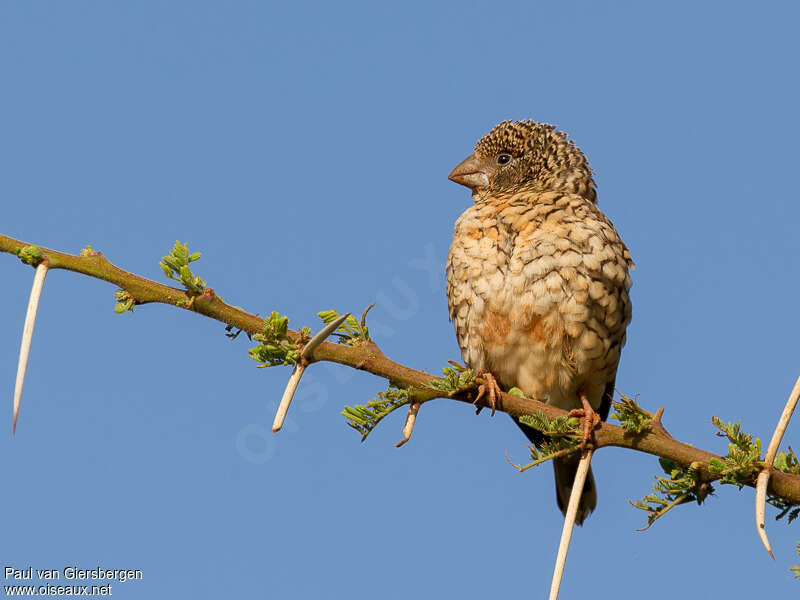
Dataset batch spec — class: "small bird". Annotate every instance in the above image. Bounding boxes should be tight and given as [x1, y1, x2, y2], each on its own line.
[446, 120, 632, 524]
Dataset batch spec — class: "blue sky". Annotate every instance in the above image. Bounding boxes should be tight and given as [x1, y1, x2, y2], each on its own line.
[2, 1, 799, 598]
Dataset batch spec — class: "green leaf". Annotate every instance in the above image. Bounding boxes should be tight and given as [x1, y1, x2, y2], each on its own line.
[342, 387, 410, 441]
[159, 241, 206, 293]
[429, 366, 476, 395]
[248, 311, 307, 367]
[610, 394, 653, 434]
[632, 459, 712, 530]
[112, 289, 135, 314]
[317, 309, 370, 345]
[708, 417, 763, 487]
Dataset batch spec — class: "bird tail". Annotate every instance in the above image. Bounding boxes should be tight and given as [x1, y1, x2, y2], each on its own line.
[553, 456, 596, 525]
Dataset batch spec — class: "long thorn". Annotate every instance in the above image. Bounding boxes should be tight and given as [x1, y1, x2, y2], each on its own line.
[272, 313, 350, 433]
[13, 262, 49, 434]
[272, 363, 306, 433]
[549, 448, 593, 600]
[755, 471, 773, 559]
[755, 375, 800, 559]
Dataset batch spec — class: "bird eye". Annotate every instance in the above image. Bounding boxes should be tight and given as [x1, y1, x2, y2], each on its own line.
[496, 153, 512, 165]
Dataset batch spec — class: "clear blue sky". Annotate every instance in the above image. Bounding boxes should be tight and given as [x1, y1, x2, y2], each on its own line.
[2, 2, 799, 598]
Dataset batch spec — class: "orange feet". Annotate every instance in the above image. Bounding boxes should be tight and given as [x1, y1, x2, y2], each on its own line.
[568, 393, 601, 447]
[473, 371, 502, 417]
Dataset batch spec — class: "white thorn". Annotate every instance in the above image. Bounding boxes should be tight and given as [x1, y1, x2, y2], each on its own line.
[301, 313, 350, 359]
[13, 262, 49, 434]
[755, 375, 800, 559]
[755, 471, 773, 559]
[272, 313, 350, 434]
[549, 448, 593, 600]
[272, 363, 306, 433]
[395, 402, 420, 448]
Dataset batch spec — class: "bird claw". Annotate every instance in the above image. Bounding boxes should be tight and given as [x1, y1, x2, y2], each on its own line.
[568, 394, 601, 447]
[473, 371, 502, 417]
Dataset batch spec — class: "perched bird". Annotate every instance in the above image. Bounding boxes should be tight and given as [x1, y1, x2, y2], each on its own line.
[446, 120, 632, 524]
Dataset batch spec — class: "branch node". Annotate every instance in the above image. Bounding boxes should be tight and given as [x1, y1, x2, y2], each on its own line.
[650, 406, 672, 437]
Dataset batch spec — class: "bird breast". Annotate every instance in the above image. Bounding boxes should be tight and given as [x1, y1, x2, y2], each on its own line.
[446, 191, 632, 410]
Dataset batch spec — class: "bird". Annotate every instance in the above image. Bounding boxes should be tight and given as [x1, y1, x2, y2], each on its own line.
[445, 120, 632, 524]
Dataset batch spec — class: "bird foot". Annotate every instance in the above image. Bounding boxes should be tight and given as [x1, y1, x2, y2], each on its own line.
[568, 394, 601, 448]
[473, 371, 502, 417]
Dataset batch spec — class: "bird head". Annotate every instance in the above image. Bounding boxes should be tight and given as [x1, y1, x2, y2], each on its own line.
[448, 120, 596, 202]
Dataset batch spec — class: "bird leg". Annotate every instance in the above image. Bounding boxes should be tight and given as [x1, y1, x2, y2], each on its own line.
[473, 371, 502, 417]
[568, 392, 601, 448]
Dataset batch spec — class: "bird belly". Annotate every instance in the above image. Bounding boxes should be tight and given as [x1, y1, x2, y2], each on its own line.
[467, 291, 609, 412]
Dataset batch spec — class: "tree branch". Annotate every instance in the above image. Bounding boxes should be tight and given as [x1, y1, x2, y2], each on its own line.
[2, 232, 799, 504]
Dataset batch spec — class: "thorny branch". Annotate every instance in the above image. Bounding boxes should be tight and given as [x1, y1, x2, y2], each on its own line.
[2, 232, 800, 505]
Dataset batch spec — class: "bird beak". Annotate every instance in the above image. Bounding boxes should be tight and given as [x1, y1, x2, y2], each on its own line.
[448, 153, 490, 190]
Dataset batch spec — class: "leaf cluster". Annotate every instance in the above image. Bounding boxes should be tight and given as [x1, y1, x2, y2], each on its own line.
[611, 394, 653, 434]
[792, 542, 800, 579]
[511, 411, 582, 471]
[318, 309, 370, 345]
[113, 289, 136, 314]
[249, 311, 307, 367]
[631, 458, 711, 529]
[519, 411, 580, 443]
[708, 417, 762, 488]
[429, 366, 476, 395]
[159, 241, 205, 294]
[342, 387, 410, 441]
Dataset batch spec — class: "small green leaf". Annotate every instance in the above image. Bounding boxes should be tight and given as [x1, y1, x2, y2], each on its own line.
[610, 394, 653, 434]
[159, 241, 206, 293]
[112, 289, 135, 314]
[316, 309, 370, 345]
[248, 311, 307, 367]
[342, 387, 410, 441]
